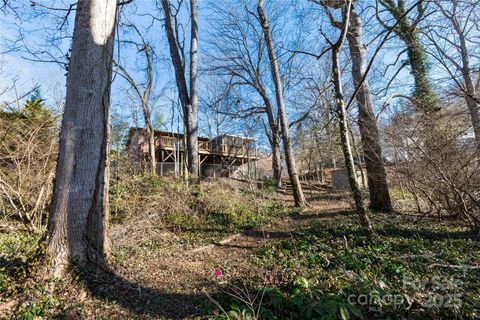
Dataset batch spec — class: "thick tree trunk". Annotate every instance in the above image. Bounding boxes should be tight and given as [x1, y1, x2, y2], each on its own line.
[332, 48, 372, 234]
[47, 0, 117, 276]
[383, 2, 437, 113]
[257, 0, 305, 207]
[347, 7, 392, 212]
[161, 0, 198, 177]
[405, 37, 437, 113]
[259, 91, 282, 187]
[271, 128, 282, 186]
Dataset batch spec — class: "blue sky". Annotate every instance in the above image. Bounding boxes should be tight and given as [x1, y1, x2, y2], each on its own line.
[1, 0, 467, 150]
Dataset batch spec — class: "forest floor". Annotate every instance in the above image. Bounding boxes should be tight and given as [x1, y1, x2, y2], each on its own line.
[64, 180, 347, 319]
[1, 178, 479, 319]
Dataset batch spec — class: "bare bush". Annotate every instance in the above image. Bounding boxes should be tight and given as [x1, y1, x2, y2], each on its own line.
[386, 105, 479, 231]
[0, 97, 58, 230]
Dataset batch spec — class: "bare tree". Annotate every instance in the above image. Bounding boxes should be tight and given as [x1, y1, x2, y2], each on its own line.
[199, 76, 231, 138]
[0, 95, 57, 230]
[424, 0, 480, 151]
[323, 1, 373, 233]
[190, 0, 199, 173]
[320, 1, 392, 212]
[114, 23, 156, 173]
[257, 0, 306, 207]
[377, 0, 438, 113]
[346, 5, 392, 212]
[160, 0, 199, 178]
[47, 0, 117, 276]
[206, 0, 283, 187]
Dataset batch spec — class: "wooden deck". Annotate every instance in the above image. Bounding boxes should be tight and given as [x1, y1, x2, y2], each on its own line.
[155, 135, 257, 159]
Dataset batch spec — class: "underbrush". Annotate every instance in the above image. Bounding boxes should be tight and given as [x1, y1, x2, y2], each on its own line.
[0, 231, 44, 299]
[109, 174, 291, 264]
[111, 174, 287, 228]
[1, 174, 290, 318]
[210, 214, 480, 319]
[0, 230, 56, 319]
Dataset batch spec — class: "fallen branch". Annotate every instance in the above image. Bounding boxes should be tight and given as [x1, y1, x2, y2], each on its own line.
[428, 263, 480, 270]
[0, 224, 28, 233]
[188, 233, 242, 253]
[400, 252, 436, 259]
[217, 233, 242, 245]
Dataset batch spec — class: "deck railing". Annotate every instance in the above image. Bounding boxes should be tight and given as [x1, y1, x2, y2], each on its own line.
[155, 136, 254, 157]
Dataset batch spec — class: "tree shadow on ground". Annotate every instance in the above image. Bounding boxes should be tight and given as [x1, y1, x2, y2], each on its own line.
[167, 226, 295, 241]
[77, 264, 219, 319]
[376, 225, 478, 240]
[308, 193, 349, 202]
[0, 256, 28, 277]
[291, 210, 351, 221]
[243, 229, 294, 240]
[317, 219, 478, 241]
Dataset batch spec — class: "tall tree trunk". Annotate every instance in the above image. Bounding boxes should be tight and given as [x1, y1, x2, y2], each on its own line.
[271, 128, 282, 186]
[464, 83, 480, 152]
[259, 91, 282, 187]
[404, 36, 437, 113]
[381, 1, 437, 113]
[189, 0, 200, 176]
[347, 7, 392, 212]
[452, 15, 480, 151]
[142, 43, 156, 174]
[161, 0, 198, 177]
[332, 48, 373, 234]
[257, 0, 305, 207]
[47, 0, 117, 276]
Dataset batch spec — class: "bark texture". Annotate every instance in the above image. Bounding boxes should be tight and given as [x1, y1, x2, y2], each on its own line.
[270, 127, 282, 186]
[257, 0, 305, 207]
[188, 0, 200, 176]
[259, 90, 282, 186]
[347, 7, 392, 212]
[438, 1, 480, 151]
[325, 1, 372, 233]
[143, 43, 156, 173]
[143, 102, 156, 173]
[161, 0, 199, 177]
[332, 50, 373, 234]
[47, 0, 117, 276]
[380, 1, 437, 113]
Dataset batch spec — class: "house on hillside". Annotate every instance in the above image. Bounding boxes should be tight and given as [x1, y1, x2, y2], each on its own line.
[125, 128, 259, 178]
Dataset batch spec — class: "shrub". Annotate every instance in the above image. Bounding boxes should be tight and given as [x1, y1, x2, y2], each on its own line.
[110, 174, 287, 230]
[386, 108, 480, 231]
[0, 96, 58, 230]
[0, 231, 44, 299]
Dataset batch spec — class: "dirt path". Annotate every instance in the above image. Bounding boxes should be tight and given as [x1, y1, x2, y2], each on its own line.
[74, 181, 351, 319]
[140, 181, 349, 290]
